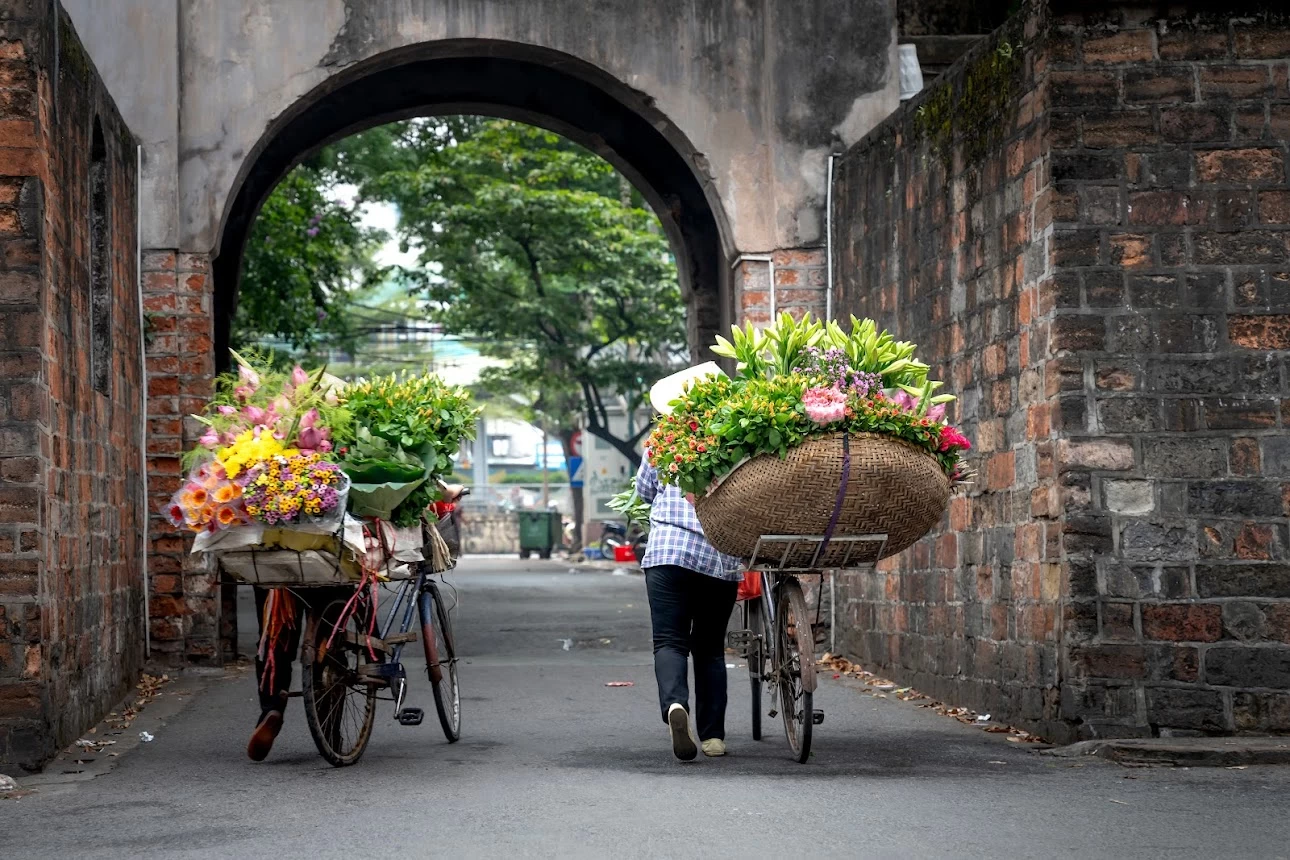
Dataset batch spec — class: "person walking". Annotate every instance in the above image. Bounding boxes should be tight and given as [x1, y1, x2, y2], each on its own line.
[635, 363, 743, 761]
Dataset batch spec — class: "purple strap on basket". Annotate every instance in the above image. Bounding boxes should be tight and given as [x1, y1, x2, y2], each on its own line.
[819, 434, 851, 558]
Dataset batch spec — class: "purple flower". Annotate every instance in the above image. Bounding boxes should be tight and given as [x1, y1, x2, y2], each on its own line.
[306, 227, 320, 238]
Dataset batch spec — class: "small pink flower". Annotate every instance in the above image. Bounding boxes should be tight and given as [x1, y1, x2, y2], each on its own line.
[199, 429, 220, 448]
[324, 389, 339, 407]
[803, 386, 848, 425]
[318, 439, 333, 453]
[238, 364, 260, 389]
[939, 426, 972, 452]
[244, 405, 266, 425]
[927, 403, 947, 423]
[890, 390, 918, 413]
[216, 404, 236, 416]
[299, 408, 319, 430]
[291, 366, 309, 388]
[234, 385, 253, 402]
[272, 395, 291, 415]
[297, 427, 322, 451]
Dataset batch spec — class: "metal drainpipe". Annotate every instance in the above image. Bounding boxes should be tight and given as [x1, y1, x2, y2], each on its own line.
[826, 153, 837, 324]
[731, 254, 776, 319]
[136, 145, 150, 658]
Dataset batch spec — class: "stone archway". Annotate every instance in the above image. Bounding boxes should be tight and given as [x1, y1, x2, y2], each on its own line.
[210, 42, 737, 372]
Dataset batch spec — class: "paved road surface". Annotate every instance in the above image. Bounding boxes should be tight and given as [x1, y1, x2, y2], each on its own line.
[5, 557, 1289, 858]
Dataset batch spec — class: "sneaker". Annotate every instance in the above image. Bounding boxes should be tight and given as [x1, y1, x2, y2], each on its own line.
[701, 738, 726, 757]
[246, 710, 283, 762]
[667, 703, 698, 761]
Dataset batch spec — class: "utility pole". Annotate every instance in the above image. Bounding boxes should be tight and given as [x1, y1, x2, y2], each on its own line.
[541, 419, 550, 508]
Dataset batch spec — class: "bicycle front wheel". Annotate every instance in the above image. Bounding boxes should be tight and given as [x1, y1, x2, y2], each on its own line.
[420, 582, 461, 742]
[776, 577, 816, 763]
[301, 597, 378, 767]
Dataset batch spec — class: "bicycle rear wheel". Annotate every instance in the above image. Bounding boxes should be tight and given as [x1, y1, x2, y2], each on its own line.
[744, 595, 764, 741]
[301, 597, 378, 767]
[420, 581, 461, 742]
[776, 577, 816, 763]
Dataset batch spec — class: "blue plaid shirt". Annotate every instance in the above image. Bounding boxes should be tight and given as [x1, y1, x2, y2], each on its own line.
[635, 461, 743, 581]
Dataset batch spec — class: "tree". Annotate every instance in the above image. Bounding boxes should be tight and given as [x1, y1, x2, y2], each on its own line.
[234, 162, 385, 361]
[349, 118, 687, 469]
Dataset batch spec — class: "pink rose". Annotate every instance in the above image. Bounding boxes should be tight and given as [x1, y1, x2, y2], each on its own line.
[938, 426, 971, 452]
[802, 386, 848, 425]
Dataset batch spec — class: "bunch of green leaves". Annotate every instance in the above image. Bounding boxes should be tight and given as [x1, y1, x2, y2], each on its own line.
[340, 371, 478, 477]
[337, 427, 426, 485]
[390, 480, 441, 528]
[607, 481, 651, 528]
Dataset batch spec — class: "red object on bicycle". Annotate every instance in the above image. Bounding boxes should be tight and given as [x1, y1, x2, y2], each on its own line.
[613, 545, 636, 563]
[736, 570, 762, 602]
[431, 501, 456, 518]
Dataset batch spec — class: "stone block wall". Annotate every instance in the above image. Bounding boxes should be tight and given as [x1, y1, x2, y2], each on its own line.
[1046, 6, 1290, 736]
[0, 3, 144, 769]
[833, 6, 1065, 737]
[833, 1, 1290, 741]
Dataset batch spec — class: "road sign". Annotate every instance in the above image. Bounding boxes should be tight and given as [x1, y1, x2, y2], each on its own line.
[569, 430, 583, 457]
[568, 456, 584, 488]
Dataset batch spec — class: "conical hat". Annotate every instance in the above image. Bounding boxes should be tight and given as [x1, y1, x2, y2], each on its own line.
[649, 362, 725, 415]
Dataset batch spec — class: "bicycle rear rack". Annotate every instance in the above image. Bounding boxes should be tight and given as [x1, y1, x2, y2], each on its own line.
[747, 534, 888, 574]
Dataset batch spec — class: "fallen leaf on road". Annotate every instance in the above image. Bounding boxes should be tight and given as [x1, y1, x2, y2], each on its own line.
[604, 681, 634, 687]
[1109, 799, 1128, 805]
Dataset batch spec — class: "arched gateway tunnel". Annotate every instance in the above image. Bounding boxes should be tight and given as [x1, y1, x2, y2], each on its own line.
[5, 0, 1290, 772]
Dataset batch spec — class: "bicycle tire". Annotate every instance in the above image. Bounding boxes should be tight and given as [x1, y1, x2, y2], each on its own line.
[420, 581, 461, 742]
[301, 597, 378, 767]
[776, 577, 816, 763]
[744, 595, 764, 741]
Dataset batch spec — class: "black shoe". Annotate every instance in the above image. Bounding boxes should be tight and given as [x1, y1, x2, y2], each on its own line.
[667, 703, 698, 761]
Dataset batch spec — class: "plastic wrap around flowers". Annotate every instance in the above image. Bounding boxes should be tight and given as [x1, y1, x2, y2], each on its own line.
[166, 461, 250, 533]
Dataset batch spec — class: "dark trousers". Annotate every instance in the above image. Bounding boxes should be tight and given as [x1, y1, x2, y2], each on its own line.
[253, 586, 350, 719]
[644, 565, 739, 741]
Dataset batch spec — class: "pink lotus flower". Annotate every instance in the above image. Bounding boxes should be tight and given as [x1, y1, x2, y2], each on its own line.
[244, 405, 266, 425]
[238, 364, 260, 389]
[199, 429, 220, 448]
[291, 366, 309, 388]
[299, 408, 319, 430]
[318, 439, 333, 453]
[272, 395, 291, 415]
[926, 403, 947, 423]
[892, 390, 947, 423]
[939, 426, 971, 452]
[297, 427, 323, 452]
[216, 404, 236, 416]
[234, 385, 253, 402]
[803, 386, 848, 425]
[324, 388, 339, 407]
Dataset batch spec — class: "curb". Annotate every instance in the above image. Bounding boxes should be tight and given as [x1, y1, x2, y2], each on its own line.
[1043, 737, 1290, 767]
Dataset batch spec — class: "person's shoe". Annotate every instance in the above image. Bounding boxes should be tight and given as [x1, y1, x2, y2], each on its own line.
[667, 703, 698, 761]
[701, 738, 727, 757]
[246, 710, 283, 762]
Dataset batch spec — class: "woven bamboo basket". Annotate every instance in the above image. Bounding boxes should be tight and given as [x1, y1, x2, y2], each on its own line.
[693, 433, 951, 564]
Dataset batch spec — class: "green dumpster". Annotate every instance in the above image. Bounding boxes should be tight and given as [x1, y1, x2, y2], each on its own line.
[518, 510, 560, 559]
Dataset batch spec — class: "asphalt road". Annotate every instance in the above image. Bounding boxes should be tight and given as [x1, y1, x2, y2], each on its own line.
[4, 557, 1290, 859]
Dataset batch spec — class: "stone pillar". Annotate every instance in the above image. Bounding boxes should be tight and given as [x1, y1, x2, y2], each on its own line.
[141, 250, 219, 665]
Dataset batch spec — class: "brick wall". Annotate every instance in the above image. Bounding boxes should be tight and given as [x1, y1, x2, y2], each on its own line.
[0, 3, 144, 768]
[141, 250, 219, 664]
[833, 1, 1290, 741]
[1047, 6, 1290, 736]
[735, 248, 828, 325]
[833, 5, 1066, 737]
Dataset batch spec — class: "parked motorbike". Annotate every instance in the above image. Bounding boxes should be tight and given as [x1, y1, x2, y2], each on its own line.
[598, 521, 648, 560]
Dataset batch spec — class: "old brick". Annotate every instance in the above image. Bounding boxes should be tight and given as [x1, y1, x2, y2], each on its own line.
[1203, 400, 1277, 430]
[1233, 692, 1290, 732]
[1069, 645, 1146, 680]
[1083, 111, 1156, 148]
[1223, 601, 1270, 640]
[1145, 686, 1227, 731]
[1196, 232, 1288, 266]
[1123, 66, 1194, 104]
[1232, 438, 1262, 476]
[1050, 315, 1105, 352]
[1200, 65, 1272, 101]
[1103, 479, 1154, 514]
[1195, 149, 1285, 184]
[1233, 27, 1290, 60]
[1258, 191, 1290, 225]
[1229, 315, 1290, 349]
[1083, 30, 1155, 65]
[1101, 601, 1137, 641]
[1060, 437, 1135, 472]
[1160, 107, 1229, 144]
[1206, 646, 1290, 688]
[1190, 481, 1283, 517]
[1052, 153, 1120, 183]
[1157, 29, 1229, 61]
[1198, 563, 1290, 599]
[1142, 603, 1222, 642]
[1050, 70, 1119, 107]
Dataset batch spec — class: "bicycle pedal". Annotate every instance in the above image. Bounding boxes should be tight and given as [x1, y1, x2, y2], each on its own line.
[768, 708, 778, 719]
[726, 630, 754, 648]
[812, 709, 825, 725]
[396, 707, 424, 726]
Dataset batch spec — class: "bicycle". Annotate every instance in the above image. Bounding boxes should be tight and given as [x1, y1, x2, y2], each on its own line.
[729, 533, 886, 763]
[297, 513, 462, 767]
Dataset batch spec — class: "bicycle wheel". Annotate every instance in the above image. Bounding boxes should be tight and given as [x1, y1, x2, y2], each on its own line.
[301, 597, 378, 767]
[420, 581, 461, 742]
[744, 595, 764, 741]
[776, 577, 816, 763]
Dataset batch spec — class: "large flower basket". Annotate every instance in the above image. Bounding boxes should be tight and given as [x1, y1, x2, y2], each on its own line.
[693, 433, 950, 564]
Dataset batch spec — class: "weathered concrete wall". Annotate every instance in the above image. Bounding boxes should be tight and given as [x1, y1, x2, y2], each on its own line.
[67, 0, 899, 256]
[0, 2, 144, 769]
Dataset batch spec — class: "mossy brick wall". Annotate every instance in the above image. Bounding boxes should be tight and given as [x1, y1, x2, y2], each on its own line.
[1046, 5, 1290, 737]
[0, 2, 144, 769]
[833, 4, 1065, 738]
[834, 1, 1290, 741]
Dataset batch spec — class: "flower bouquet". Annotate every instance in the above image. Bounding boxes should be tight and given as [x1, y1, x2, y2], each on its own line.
[167, 352, 477, 585]
[648, 313, 971, 564]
